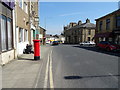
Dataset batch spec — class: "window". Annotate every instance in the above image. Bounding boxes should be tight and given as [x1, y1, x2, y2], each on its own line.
[88, 37, 90, 41]
[99, 21, 102, 31]
[88, 30, 91, 35]
[19, 28, 23, 42]
[106, 19, 110, 30]
[1, 15, 7, 51]
[23, 2, 28, 13]
[116, 16, 120, 27]
[33, 30, 36, 39]
[7, 18, 12, 50]
[19, 0, 22, 9]
[24, 29, 28, 42]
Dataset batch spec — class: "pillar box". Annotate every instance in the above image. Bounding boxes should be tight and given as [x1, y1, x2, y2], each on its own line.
[33, 40, 40, 60]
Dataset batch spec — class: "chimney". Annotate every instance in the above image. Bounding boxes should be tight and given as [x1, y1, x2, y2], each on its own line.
[69, 22, 77, 28]
[86, 18, 90, 23]
[78, 20, 82, 25]
[64, 26, 67, 30]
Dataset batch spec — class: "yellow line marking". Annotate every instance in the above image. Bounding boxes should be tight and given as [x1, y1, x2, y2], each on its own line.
[49, 50, 54, 89]
[44, 53, 50, 88]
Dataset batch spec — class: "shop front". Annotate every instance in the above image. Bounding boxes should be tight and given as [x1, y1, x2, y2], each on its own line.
[113, 30, 120, 45]
[0, 1, 15, 65]
[94, 32, 113, 43]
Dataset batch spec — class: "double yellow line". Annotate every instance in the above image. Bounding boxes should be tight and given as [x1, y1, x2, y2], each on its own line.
[44, 50, 54, 89]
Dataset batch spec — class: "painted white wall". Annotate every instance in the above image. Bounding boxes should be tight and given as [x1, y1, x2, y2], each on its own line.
[31, 29, 33, 45]
[16, 27, 29, 55]
[61, 37, 65, 43]
[13, 9, 17, 59]
[1, 50, 14, 65]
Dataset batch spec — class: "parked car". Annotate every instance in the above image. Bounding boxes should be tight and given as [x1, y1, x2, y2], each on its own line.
[52, 41, 59, 45]
[79, 41, 96, 46]
[96, 41, 120, 51]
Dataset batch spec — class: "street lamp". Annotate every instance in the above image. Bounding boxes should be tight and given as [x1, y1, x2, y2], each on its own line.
[34, 17, 39, 39]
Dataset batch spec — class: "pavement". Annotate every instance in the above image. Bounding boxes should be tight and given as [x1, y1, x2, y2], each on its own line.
[2, 45, 50, 88]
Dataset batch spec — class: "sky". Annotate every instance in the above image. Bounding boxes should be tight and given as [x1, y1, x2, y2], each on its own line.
[39, 2, 119, 35]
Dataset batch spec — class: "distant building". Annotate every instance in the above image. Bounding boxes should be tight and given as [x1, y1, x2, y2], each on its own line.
[95, 9, 120, 45]
[45, 34, 55, 44]
[45, 34, 65, 44]
[58, 35, 65, 43]
[64, 19, 96, 44]
[39, 27, 46, 45]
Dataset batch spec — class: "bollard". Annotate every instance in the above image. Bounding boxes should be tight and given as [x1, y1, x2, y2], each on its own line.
[33, 40, 40, 60]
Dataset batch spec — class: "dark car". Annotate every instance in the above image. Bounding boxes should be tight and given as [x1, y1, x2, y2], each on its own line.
[96, 41, 120, 52]
[52, 41, 59, 45]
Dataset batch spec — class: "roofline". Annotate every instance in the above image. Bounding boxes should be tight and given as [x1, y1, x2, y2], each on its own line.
[95, 9, 120, 21]
[40, 26, 46, 31]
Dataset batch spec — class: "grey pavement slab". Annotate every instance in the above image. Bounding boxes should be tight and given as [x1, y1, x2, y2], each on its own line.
[2, 45, 49, 88]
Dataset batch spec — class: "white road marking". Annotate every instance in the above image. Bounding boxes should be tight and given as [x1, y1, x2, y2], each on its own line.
[49, 50, 54, 89]
[108, 73, 118, 81]
[44, 53, 50, 88]
[34, 60, 43, 88]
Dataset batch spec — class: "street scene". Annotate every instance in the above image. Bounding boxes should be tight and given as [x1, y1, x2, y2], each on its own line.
[1, 0, 120, 89]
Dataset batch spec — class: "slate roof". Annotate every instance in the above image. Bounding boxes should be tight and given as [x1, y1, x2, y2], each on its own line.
[68, 22, 96, 30]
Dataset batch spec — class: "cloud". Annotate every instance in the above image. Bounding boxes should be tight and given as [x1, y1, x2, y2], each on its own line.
[59, 12, 82, 17]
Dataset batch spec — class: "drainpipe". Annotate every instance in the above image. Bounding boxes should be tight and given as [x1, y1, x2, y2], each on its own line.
[14, 1, 17, 59]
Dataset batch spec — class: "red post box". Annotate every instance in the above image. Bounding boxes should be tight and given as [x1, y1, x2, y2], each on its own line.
[33, 40, 40, 60]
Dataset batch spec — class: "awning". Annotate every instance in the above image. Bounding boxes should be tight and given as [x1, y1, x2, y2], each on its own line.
[113, 30, 120, 34]
[94, 32, 113, 38]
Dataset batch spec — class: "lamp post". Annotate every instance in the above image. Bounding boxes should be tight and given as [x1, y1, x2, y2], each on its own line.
[34, 16, 39, 39]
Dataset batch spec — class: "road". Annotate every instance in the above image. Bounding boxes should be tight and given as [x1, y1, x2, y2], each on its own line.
[35, 44, 119, 88]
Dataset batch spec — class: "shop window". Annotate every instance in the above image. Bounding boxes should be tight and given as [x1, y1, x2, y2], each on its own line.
[116, 16, 120, 28]
[106, 19, 110, 30]
[1, 15, 7, 51]
[7, 18, 12, 50]
[19, 28, 23, 42]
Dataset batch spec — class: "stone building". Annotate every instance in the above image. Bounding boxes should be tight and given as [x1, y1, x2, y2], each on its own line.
[39, 27, 46, 45]
[15, 0, 39, 55]
[0, 0, 39, 65]
[28, 1, 39, 45]
[95, 9, 120, 45]
[15, 0, 30, 55]
[0, 1, 16, 65]
[64, 19, 96, 44]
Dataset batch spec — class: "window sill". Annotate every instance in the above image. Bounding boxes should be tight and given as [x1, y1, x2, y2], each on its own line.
[1, 49, 14, 53]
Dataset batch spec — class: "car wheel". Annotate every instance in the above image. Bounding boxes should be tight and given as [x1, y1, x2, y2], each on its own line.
[106, 47, 110, 52]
